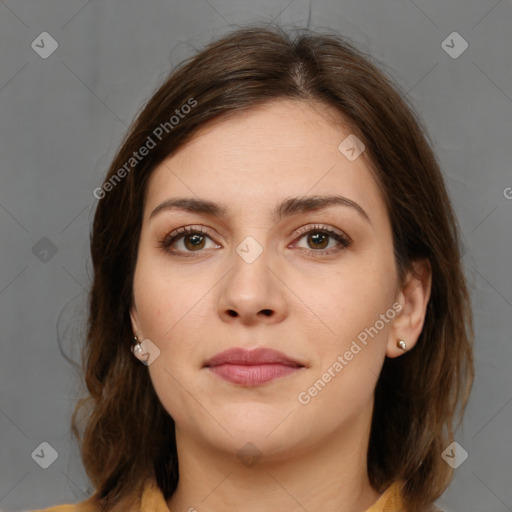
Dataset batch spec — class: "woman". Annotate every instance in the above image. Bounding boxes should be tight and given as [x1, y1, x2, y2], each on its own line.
[36, 23, 473, 512]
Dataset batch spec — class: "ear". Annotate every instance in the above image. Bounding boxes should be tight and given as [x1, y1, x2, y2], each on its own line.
[386, 258, 432, 358]
[130, 303, 142, 339]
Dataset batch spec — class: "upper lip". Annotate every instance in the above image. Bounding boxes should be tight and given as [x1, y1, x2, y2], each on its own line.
[203, 347, 304, 368]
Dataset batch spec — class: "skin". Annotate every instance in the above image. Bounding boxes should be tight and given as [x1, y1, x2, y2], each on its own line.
[130, 99, 431, 512]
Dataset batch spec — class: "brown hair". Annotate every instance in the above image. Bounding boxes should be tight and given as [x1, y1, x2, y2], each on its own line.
[73, 23, 474, 512]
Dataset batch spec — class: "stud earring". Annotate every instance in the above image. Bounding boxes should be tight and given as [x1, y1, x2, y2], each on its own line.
[397, 339, 407, 351]
[131, 335, 144, 357]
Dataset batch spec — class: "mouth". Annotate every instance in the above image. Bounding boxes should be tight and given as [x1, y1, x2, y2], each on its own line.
[203, 347, 305, 386]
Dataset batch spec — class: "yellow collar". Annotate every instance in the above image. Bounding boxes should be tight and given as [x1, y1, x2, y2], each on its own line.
[140, 478, 404, 512]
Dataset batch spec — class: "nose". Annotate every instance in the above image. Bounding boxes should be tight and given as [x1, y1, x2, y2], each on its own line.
[216, 244, 289, 326]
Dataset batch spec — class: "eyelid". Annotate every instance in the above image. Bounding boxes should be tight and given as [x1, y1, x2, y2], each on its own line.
[291, 223, 350, 242]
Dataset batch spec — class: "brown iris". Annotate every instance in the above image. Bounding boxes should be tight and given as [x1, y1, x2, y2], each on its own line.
[184, 234, 206, 251]
[307, 232, 329, 250]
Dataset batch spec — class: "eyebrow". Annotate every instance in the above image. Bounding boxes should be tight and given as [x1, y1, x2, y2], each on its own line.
[149, 194, 371, 223]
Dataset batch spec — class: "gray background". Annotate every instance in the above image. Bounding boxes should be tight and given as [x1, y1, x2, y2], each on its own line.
[1, 1, 511, 511]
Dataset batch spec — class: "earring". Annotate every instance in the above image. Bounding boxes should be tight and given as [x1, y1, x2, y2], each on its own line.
[397, 339, 407, 351]
[131, 335, 144, 357]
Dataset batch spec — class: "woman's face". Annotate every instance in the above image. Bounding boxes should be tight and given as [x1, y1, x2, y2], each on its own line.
[130, 99, 409, 461]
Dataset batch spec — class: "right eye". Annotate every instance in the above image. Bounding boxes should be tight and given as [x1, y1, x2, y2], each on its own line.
[158, 226, 221, 257]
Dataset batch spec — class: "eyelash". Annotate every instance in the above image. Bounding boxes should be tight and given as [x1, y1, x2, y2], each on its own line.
[158, 224, 351, 259]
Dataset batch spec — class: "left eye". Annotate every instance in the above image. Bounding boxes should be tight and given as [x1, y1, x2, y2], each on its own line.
[292, 225, 351, 255]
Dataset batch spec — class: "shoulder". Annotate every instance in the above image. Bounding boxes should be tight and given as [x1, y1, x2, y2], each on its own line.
[31, 496, 100, 512]
[367, 481, 448, 512]
[31, 477, 165, 512]
[32, 506, 79, 512]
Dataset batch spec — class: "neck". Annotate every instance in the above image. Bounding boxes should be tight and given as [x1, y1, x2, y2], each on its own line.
[167, 410, 381, 512]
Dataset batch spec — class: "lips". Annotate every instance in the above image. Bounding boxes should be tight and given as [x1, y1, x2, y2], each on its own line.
[204, 347, 305, 386]
[203, 347, 304, 368]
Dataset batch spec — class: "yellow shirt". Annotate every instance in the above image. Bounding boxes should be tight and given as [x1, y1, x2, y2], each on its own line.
[32, 478, 404, 512]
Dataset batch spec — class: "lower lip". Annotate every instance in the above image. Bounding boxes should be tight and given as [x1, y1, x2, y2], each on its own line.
[207, 363, 302, 386]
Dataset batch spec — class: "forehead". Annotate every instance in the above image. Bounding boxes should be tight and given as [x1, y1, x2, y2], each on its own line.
[177, 99, 354, 162]
[144, 99, 384, 222]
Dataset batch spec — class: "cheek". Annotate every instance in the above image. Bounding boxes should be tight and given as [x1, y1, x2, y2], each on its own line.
[133, 253, 208, 340]
[311, 262, 395, 337]
[133, 258, 212, 421]
[132, 256, 217, 400]
[298, 271, 393, 415]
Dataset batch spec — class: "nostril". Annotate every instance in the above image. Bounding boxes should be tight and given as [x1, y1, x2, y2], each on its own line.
[261, 309, 272, 316]
[227, 310, 238, 317]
